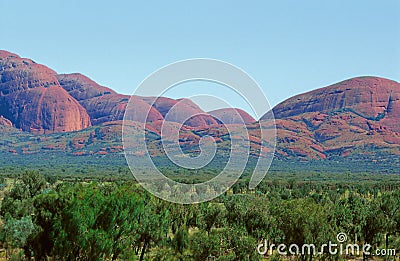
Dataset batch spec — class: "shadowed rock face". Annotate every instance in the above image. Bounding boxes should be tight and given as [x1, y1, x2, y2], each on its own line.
[0, 51, 91, 133]
[57, 74, 223, 127]
[57, 73, 116, 101]
[57, 73, 164, 124]
[80, 94, 165, 125]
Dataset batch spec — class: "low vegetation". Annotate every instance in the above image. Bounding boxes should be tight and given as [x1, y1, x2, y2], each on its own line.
[0, 169, 399, 260]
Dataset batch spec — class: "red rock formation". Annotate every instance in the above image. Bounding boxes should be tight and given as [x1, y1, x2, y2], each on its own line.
[209, 108, 255, 124]
[58, 73, 164, 124]
[141, 97, 220, 127]
[3, 51, 399, 160]
[269, 77, 400, 132]
[0, 51, 91, 133]
[57, 73, 116, 101]
[258, 77, 400, 159]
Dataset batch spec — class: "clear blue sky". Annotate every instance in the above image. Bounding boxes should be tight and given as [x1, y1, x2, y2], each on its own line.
[2, 1, 399, 116]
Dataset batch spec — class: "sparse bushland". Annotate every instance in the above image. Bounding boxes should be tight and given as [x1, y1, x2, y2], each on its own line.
[0, 170, 399, 260]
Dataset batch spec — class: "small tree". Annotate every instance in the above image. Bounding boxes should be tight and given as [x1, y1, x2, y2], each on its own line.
[2, 216, 36, 259]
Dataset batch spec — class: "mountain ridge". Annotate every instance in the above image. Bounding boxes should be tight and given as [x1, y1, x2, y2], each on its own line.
[1, 50, 400, 160]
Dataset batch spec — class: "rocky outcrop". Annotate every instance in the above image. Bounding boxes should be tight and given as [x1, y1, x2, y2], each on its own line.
[0, 51, 91, 133]
[141, 97, 220, 127]
[81, 94, 165, 125]
[57, 73, 116, 101]
[209, 108, 255, 124]
[258, 77, 400, 159]
[268, 77, 400, 132]
[2, 50, 399, 161]
[57, 73, 164, 124]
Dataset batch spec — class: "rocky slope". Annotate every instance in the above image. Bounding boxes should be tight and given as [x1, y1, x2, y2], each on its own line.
[0, 51, 231, 131]
[141, 97, 220, 127]
[57, 73, 164, 125]
[260, 77, 400, 159]
[1, 50, 399, 161]
[209, 108, 255, 124]
[0, 51, 91, 133]
[269, 77, 400, 131]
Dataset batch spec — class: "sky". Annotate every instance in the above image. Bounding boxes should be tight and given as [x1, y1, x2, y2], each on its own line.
[1, 1, 399, 118]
